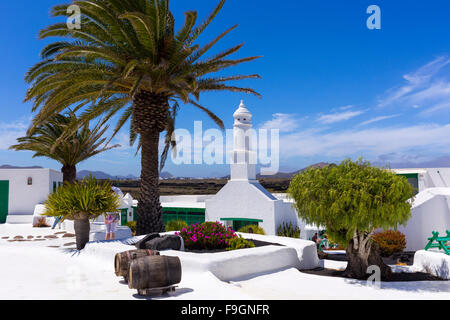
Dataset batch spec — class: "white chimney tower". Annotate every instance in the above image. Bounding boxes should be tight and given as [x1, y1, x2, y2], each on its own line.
[230, 100, 256, 181]
[205, 100, 300, 237]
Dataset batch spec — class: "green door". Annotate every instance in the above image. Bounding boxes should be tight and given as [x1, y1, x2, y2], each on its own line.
[0, 181, 9, 224]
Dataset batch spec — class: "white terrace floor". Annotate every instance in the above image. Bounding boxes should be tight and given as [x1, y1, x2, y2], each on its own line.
[1, 224, 450, 300]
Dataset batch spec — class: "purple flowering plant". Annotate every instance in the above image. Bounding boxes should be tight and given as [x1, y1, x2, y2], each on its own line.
[175, 221, 238, 250]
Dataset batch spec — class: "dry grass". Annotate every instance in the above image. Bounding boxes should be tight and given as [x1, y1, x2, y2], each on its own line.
[33, 217, 50, 228]
[114, 178, 291, 198]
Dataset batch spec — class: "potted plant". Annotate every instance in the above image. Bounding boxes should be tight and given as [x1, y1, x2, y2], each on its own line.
[44, 176, 121, 250]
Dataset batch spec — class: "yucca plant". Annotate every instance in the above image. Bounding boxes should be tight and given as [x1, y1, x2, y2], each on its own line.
[44, 175, 121, 250]
[10, 111, 119, 183]
[277, 222, 300, 238]
[25, 0, 261, 235]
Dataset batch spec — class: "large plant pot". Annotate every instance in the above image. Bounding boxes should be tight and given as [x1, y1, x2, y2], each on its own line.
[74, 218, 91, 250]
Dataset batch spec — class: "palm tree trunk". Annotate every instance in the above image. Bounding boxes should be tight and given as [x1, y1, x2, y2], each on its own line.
[133, 91, 169, 236]
[62, 164, 77, 184]
[136, 131, 165, 235]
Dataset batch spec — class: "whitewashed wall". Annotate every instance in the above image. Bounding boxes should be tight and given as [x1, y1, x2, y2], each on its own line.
[205, 181, 297, 235]
[398, 188, 450, 251]
[0, 169, 62, 216]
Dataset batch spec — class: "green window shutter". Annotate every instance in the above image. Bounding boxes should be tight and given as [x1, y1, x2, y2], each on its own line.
[0, 181, 9, 224]
[120, 209, 128, 226]
[220, 218, 263, 231]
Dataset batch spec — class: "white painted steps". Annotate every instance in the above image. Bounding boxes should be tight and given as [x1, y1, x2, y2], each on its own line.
[5, 214, 34, 225]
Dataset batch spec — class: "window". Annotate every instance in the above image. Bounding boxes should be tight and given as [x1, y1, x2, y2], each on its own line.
[397, 173, 419, 195]
[220, 218, 263, 231]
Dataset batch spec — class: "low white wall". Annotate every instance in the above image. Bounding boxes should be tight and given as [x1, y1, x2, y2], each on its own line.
[162, 246, 303, 282]
[83, 232, 319, 282]
[238, 232, 320, 270]
[60, 220, 131, 241]
[413, 250, 450, 279]
[161, 195, 214, 204]
[32, 204, 55, 226]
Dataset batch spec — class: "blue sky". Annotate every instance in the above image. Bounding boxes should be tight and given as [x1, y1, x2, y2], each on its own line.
[0, 0, 449, 177]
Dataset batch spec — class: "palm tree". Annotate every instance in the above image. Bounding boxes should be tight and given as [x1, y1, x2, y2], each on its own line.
[10, 111, 119, 183]
[24, 0, 261, 235]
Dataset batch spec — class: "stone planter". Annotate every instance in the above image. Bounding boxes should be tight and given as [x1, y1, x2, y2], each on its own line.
[72, 213, 91, 250]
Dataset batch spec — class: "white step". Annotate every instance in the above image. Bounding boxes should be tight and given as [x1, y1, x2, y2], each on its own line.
[5, 214, 34, 225]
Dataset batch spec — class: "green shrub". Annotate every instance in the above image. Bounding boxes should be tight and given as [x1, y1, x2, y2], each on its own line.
[44, 176, 120, 221]
[238, 224, 266, 235]
[373, 230, 406, 257]
[126, 221, 137, 236]
[226, 235, 256, 251]
[165, 220, 188, 232]
[277, 222, 301, 238]
[176, 221, 237, 250]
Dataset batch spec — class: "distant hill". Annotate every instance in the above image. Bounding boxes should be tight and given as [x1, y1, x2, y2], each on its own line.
[160, 171, 174, 179]
[289, 162, 331, 176]
[77, 170, 174, 180]
[77, 170, 139, 180]
[221, 162, 332, 180]
[0, 165, 44, 169]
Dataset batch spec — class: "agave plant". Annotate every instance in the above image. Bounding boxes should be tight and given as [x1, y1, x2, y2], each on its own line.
[10, 111, 119, 183]
[44, 176, 121, 250]
[25, 0, 261, 235]
[277, 222, 301, 238]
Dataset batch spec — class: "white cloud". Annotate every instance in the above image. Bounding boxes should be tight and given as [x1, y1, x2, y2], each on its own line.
[111, 132, 133, 150]
[377, 56, 450, 114]
[0, 119, 29, 150]
[260, 113, 301, 132]
[278, 123, 450, 161]
[359, 114, 401, 126]
[317, 109, 365, 124]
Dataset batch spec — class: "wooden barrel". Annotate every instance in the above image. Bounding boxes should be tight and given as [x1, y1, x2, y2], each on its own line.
[128, 256, 182, 290]
[114, 249, 160, 278]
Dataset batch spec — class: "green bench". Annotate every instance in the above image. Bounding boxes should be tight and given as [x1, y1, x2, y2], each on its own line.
[424, 230, 450, 255]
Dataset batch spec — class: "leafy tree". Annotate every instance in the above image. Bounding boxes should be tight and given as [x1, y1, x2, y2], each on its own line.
[10, 111, 118, 183]
[287, 159, 414, 280]
[44, 176, 121, 250]
[25, 0, 261, 235]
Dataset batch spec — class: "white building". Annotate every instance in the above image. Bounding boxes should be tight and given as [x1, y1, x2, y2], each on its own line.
[391, 168, 450, 251]
[205, 101, 299, 235]
[0, 168, 63, 224]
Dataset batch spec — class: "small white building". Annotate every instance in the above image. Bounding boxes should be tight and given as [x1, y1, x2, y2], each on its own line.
[391, 168, 450, 251]
[0, 168, 63, 224]
[205, 101, 299, 235]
